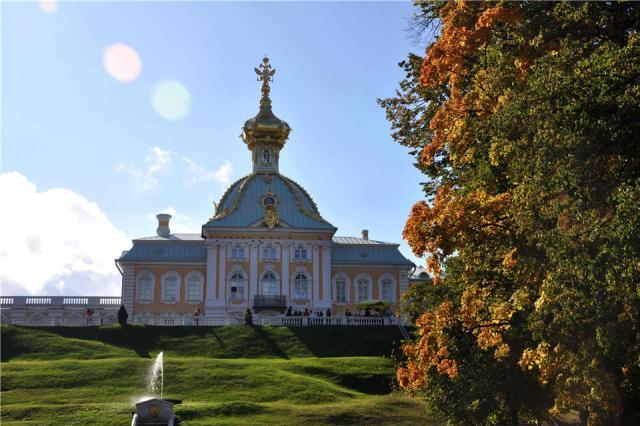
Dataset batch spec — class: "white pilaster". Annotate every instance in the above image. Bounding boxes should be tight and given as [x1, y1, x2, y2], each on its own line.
[218, 243, 227, 305]
[282, 243, 290, 304]
[249, 242, 259, 305]
[312, 244, 320, 306]
[121, 265, 135, 322]
[399, 270, 410, 294]
[322, 245, 331, 307]
[205, 243, 219, 306]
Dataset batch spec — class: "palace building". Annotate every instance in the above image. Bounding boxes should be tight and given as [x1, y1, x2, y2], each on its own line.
[115, 57, 414, 325]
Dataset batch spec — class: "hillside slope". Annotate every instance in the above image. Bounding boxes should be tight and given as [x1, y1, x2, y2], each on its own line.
[0, 325, 438, 425]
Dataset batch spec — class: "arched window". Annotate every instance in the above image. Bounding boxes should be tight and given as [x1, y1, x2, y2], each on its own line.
[378, 273, 397, 303]
[136, 271, 155, 304]
[380, 280, 393, 302]
[294, 245, 307, 260]
[262, 149, 271, 163]
[230, 271, 246, 300]
[332, 272, 350, 304]
[261, 271, 278, 296]
[161, 271, 181, 304]
[294, 273, 309, 299]
[335, 279, 347, 303]
[356, 277, 371, 303]
[185, 271, 204, 304]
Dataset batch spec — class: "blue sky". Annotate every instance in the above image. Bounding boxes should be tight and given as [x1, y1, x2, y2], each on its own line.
[1, 1, 427, 295]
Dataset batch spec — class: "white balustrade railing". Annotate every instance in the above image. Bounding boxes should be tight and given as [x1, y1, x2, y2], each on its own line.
[63, 297, 89, 305]
[1, 296, 122, 307]
[26, 297, 52, 305]
[261, 316, 397, 327]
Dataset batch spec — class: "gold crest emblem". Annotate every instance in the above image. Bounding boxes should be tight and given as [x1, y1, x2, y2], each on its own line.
[148, 404, 161, 417]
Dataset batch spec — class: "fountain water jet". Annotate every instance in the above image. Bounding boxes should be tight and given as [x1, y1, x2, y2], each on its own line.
[131, 351, 178, 426]
[148, 351, 164, 399]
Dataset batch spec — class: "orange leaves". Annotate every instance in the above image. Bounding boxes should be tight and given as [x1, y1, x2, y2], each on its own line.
[418, 1, 522, 167]
[398, 302, 460, 390]
[404, 186, 510, 281]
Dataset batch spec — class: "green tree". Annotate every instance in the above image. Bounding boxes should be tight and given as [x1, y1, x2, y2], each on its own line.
[381, 1, 640, 425]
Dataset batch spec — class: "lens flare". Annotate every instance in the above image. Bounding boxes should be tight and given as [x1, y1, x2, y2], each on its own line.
[103, 43, 142, 83]
[151, 80, 191, 121]
[39, 1, 58, 14]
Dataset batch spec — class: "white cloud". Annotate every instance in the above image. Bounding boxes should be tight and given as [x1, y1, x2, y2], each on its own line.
[0, 172, 130, 296]
[181, 158, 233, 185]
[118, 146, 232, 193]
[117, 146, 172, 194]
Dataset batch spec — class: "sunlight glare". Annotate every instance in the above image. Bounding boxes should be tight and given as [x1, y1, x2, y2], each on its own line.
[103, 43, 142, 83]
[151, 80, 192, 121]
[39, 1, 58, 14]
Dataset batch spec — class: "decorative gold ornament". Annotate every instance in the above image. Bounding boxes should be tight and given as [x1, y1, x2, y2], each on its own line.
[261, 190, 279, 229]
[148, 404, 161, 417]
[264, 205, 279, 229]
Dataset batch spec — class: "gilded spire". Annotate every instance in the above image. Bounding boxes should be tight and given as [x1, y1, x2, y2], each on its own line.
[242, 55, 291, 174]
[254, 56, 275, 110]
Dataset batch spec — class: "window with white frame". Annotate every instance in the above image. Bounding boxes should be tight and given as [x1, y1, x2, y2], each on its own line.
[263, 244, 276, 260]
[162, 272, 180, 304]
[185, 273, 203, 303]
[334, 279, 347, 303]
[261, 272, 278, 296]
[357, 279, 370, 302]
[136, 272, 154, 303]
[230, 272, 245, 299]
[231, 245, 245, 259]
[294, 246, 307, 260]
[294, 273, 308, 299]
[381, 279, 393, 303]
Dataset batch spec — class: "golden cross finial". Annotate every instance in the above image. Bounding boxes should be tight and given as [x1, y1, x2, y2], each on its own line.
[254, 56, 275, 108]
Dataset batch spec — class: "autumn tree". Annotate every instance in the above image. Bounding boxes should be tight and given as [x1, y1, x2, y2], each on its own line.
[381, 1, 640, 425]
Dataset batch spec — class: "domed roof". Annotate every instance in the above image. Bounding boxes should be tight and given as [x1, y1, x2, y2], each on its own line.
[203, 173, 335, 230]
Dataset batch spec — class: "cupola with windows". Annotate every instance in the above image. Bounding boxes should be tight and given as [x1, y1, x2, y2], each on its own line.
[241, 56, 291, 174]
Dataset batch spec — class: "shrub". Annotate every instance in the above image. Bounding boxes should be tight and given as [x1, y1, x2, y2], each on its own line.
[244, 308, 253, 326]
[117, 305, 128, 327]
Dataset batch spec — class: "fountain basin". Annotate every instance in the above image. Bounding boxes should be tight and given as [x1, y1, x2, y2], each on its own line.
[131, 397, 177, 426]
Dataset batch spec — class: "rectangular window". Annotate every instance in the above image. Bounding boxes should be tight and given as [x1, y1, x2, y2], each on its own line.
[335, 280, 346, 303]
[263, 247, 276, 259]
[232, 247, 245, 258]
[381, 280, 392, 302]
[294, 247, 307, 260]
[357, 280, 369, 302]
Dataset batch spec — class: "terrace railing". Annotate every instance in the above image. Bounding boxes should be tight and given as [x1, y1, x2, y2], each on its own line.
[253, 295, 287, 310]
[0, 296, 122, 307]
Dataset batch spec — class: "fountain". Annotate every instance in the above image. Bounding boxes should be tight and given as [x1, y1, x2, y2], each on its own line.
[131, 352, 180, 426]
[149, 351, 164, 399]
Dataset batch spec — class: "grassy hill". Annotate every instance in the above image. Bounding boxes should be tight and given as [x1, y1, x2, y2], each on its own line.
[0, 325, 440, 425]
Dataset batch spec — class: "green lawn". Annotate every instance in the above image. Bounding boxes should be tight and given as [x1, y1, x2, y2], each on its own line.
[1, 325, 440, 425]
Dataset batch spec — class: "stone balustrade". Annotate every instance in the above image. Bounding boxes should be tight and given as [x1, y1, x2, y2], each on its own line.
[0, 296, 122, 326]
